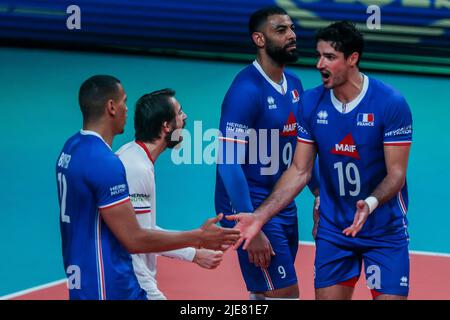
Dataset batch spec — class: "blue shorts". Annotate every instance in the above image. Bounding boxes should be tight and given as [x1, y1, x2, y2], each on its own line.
[236, 217, 299, 292]
[314, 229, 410, 297]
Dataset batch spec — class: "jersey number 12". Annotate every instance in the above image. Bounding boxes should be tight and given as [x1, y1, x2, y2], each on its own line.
[58, 173, 71, 223]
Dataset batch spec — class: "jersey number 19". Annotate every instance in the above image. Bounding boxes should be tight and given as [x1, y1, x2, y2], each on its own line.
[334, 162, 360, 196]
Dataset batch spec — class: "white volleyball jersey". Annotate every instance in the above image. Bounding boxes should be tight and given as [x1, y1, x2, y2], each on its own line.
[116, 141, 195, 300]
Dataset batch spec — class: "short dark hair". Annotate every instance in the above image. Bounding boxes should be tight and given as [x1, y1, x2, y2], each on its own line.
[134, 88, 176, 143]
[248, 6, 289, 34]
[78, 75, 121, 122]
[316, 21, 364, 65]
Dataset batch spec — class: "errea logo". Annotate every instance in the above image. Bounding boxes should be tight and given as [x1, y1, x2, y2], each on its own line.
[267, 96, 277, 109]
[317, 110, 328, 124]
[400, 276, 408, 287]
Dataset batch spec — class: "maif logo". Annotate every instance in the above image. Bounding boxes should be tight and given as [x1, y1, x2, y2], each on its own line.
[281, 112, 298, 137]
[331, 133, 360, 159]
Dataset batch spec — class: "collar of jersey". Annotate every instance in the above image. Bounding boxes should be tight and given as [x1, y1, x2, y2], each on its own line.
[252, 60, 287, 95]
[330, 74, 369, 114]
[80, 129, 111, 150]
[135, 140, 155, 163]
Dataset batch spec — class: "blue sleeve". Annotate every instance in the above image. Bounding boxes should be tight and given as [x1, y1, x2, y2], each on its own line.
[296, 91, 315, 145]
[217, 79, 259, 212]
[88, 153, 130, 209]
[218, 164, 254, 212]
[383, 93, 413, 145]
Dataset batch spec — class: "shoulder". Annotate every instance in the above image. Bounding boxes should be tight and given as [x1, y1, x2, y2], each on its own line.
[285, 69, 303, 88]
[284, 68, 301, 82]
[75, 134, 114, 162]
[296, 85, 328, 124]
[227, 65, 262, 94]
[302, 85, 327, 107]
[222, 66, 261, 112]
[116, 141, 139, 160]
[116, 141, 149, 171]
[369, 77, 407, 106]
[304, 84, 326, 97]
[368, 77, 411, 122]
[85, 141, 124, 176]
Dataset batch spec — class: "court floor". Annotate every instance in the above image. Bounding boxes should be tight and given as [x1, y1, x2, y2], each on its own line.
[4, 243, 450, 300]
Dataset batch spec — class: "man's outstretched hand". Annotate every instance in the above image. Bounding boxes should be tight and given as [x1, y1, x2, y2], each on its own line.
[199, 213, 241, 250]
[343, 200, 370, 237]
[225, 213, 264, 250]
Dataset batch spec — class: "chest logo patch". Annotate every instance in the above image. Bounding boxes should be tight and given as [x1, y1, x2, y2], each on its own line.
[281, 112, 298, 137]
[291, 89, 300, 103]
[317, 110, 328, 125]
[331, 133, 360, 159]
[267, 96, 277, 109]
[357, 113, 375, 126]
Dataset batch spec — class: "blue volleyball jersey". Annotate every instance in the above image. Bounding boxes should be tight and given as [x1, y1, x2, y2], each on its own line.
[297, 75, 412, 239]
[215, 61, 304, 221]
[56, 130, 145, 300]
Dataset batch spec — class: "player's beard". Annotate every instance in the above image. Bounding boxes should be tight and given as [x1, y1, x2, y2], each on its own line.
[166, 120, 185, 149]
[324, 69, 347, 89]
[265, 38, 299, 64]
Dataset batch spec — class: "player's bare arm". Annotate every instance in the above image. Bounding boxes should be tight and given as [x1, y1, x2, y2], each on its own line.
[343, 145, 411, 237]
[227, 141, 317, 249]
[101, 202, 240, 252]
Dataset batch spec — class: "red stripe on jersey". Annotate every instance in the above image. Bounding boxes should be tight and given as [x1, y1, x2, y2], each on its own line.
[383, 142, 411, 146]
[297, 137, 315, 145]
[99, 197, 130, 211]
[136, 140, 154, 163]
[135, 209, 151, 214]
[218, 137, 248, 144]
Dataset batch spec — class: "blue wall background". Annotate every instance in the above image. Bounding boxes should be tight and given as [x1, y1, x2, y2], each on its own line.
[0, 47, 449, 296]
[1, 0, 449, 76]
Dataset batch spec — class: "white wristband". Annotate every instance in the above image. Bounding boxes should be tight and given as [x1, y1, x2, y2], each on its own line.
[365, 196, 379, 214]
